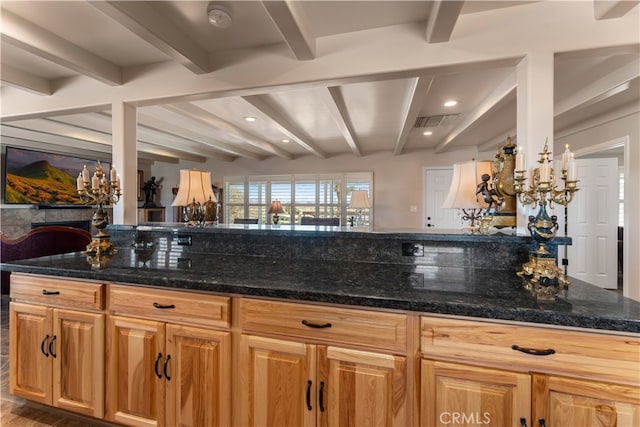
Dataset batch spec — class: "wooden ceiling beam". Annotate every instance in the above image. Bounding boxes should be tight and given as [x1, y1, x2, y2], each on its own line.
[1, 10, 122, 85]
[260, 0, 316, 60]
[89, 1, 211, 74]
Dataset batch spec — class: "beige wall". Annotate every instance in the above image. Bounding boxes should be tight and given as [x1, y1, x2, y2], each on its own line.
[152, 146, 488, 228]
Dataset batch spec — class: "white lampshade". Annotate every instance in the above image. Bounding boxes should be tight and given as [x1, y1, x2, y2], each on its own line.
[441, 161, 493, 209]
[349, 190, 371, 209]
[172, 169, 217, 206]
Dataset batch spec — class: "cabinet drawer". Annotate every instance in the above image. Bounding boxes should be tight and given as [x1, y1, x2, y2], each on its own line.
[109, 284, 230, 329]
[240, 298, 407, 351]
[10, 274, 104, 310]
[421, 316, 640, 386]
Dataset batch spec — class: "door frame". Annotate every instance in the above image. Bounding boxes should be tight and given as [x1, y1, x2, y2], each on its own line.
[571, 136, 630, 297]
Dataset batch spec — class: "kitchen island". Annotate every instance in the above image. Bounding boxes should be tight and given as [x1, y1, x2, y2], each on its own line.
[3, 224, 639, 426]
[3, 223, 638, 332]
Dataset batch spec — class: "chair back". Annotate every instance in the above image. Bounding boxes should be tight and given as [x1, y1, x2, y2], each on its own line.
[300, 217, 339, 226]
[1, 226, 91, 294]
[234, 218, 259, 224]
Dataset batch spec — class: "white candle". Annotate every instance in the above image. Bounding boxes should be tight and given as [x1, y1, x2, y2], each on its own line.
[562, 144, 571, 171]
[76, 173, 83, 191]
[110, 167, 117, 182]
[82, 165, 90, 182]
[540, 161, 551, 182]
[515, 146, 525, 171]
[91, 173, 99, 189]
[116, 176, 121, 188]
[567, 154, 577, 181]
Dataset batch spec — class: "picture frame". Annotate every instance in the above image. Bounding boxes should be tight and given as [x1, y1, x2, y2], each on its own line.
[137, 170, 144, 201]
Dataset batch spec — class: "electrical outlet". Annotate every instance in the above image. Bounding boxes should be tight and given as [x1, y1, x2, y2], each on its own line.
[176, 234, 192, 246]
[402, 242, 424, 256]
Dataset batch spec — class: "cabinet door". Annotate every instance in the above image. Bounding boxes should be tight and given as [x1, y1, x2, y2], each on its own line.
[52, 308, 105, 418]
[165, 324, 231, 427]
[9, 302, 53, 405]
[533, 374, 640, 426]
[106, 315, 165, 427]
[319, 346, 407, 427]
[421, 359, 531, 427]
[238, 334, 316, 427]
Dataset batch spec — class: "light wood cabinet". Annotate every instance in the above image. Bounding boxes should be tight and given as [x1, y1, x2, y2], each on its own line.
[420, 316, 640, 427]
[9, 275, 105, 419]
[106, 286, 231, 427]
[532, 374, 640, 427]
[238, 298, 408, 427]
[421, 359, 531, 427]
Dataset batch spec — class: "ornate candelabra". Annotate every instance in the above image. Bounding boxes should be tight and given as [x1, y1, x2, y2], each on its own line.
[76, 161, 121, 256]
[514, 140, 579, 300]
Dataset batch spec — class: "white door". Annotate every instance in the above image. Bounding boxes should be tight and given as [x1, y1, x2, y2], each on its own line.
[423, 167, 463, 230]
[565, 158, 619, 289]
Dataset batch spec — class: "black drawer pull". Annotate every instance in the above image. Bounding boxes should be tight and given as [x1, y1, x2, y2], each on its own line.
[520, 417, 527, 427]
[154, 353, 163, 378]
[302, 320, 332, 329]
[319, 381, 325, 412]
[42, 290, 60, 295]
[512, 345, 555, 356]
[163, 355, 171, 381]
[41, 334, 50, 357]
[49, 335, 57, 358]
[153, 302, 175, 309]
[306, 380, 312, 411]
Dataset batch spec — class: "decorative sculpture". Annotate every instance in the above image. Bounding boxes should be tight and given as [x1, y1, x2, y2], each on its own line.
[514, 140, 579, 300]
[76, 161, 121, 256]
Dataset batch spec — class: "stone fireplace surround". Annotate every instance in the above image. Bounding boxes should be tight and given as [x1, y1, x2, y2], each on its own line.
[0, 205, 98, 238]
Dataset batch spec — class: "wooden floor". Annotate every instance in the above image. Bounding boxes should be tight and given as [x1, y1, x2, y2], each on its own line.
[0, 295, 109, 426]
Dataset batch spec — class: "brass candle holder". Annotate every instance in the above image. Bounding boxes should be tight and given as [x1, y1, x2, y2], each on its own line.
[514, 140, 579, 300]
[76, 161, 121, 256]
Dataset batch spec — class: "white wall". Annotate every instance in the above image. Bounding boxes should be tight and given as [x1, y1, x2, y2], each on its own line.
[152, 146, 491, 228]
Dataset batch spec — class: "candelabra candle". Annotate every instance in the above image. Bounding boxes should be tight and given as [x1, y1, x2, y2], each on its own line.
[77, 161, 122, 257]
[513, 140, 579, 301]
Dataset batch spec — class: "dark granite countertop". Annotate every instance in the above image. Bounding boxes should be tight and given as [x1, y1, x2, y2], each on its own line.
[3, 248, 638, 333]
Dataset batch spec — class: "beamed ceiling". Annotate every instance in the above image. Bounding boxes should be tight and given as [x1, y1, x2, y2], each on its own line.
[1, 1, 638, 164]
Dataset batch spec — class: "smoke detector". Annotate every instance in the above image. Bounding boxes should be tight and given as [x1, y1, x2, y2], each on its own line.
[207, 4, 232, 29]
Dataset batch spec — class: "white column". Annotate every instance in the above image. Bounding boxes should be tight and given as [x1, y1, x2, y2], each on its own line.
[111, 101, 138, 225]
[516, 51, 554, 234]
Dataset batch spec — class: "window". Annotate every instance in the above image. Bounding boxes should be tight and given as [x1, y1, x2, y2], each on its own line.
[224, 173, 373, 225]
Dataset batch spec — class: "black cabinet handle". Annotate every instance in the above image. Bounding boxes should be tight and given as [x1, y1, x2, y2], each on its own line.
[302, 320, 332, 329]
[41, 334, 50, 357]
[154, 353, 163, 378]
[319, 381, 325, 412]
[512, 345, 555, 356]
[163, 354, 171, 381]
[153, 302, 175, 309]
[49, 335, 57, 358]
[42, 290, 60, 295]
[306, 380, 312, 411]
[539, 419, 546, 427]
[520, 418, 527, 427]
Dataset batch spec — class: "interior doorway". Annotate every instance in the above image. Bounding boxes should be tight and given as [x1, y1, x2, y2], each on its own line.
[423, 167, 463, 230]
[568, 137, 627, 294]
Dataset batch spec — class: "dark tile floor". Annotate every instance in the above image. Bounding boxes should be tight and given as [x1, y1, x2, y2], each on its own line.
[0, 295, 108, 426]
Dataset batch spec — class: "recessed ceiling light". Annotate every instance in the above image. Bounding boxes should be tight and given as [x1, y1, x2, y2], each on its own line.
[423, 131, 433, 136]
[244, 116, 256, 122]
[444, 100, 458, 107]
[282, 139, 290, 143]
